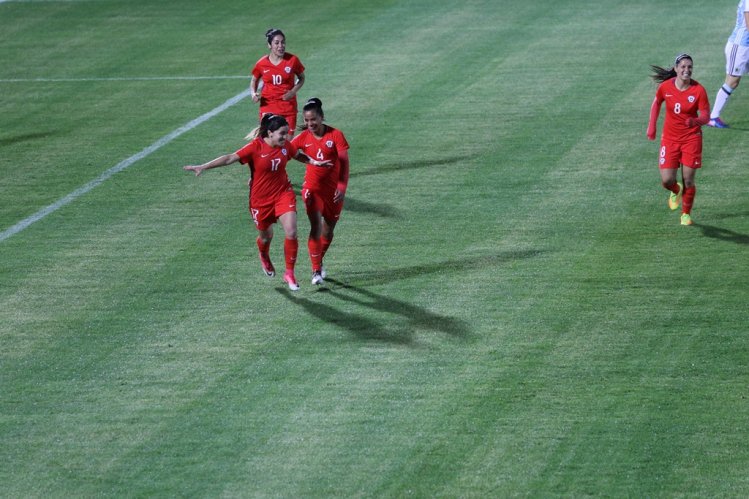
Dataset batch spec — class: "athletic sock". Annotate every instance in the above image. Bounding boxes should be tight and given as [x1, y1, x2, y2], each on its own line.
[320, 236, 333, 259]
[256, 237, 271, 256]
[682, 185, 696, 214]
[664, 182, 681, 194]
[308, 237, 322, 272]
[711, 84, 733, 119]
[284, 238, 298, 270]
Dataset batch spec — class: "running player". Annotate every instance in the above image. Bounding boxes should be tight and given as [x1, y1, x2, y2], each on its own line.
[709, 0, 749, 128]
[183, 114, 330, 290]
[647, 54, 710, 226]
[250, 28, 305, 136]
[291, 98, 350, 285]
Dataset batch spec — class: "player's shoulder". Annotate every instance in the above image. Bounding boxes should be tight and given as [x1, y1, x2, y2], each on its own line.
[292, 129, 310, 143]
[327, 125, 348, 141]
[689, 79, 708, 93]
[656, 78, 674, 93]
[236, 137, 260, 158]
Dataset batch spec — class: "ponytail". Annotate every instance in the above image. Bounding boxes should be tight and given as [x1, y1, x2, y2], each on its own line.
[650, 53, 692, 83]
[244, 113, 288, 141]
[650, 65, 677, 83]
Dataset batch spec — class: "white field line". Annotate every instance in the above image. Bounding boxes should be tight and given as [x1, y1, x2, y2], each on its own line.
[0, 76, 248, 82]
[0, 89, 250, 243]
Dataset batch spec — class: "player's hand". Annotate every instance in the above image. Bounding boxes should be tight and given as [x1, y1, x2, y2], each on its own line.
[333, 189, 345, 204]
[183, 165, 204, 176]
[312, 159, 333, 168]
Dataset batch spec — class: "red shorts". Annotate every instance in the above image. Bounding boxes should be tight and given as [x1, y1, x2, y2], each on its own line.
[659, 138, 702, 169]
[301, 186, 343, 224]
[259, 108, 297, 134]
[249, 188, 297, 231]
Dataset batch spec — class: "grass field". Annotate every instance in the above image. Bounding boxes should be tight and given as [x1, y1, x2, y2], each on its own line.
[2, 0, 749, 496]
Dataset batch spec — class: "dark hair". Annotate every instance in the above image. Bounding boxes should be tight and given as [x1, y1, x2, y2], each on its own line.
[245, 113, 289, 140]
[650, 53, 692, 83]
[303, 97, 324, 119]
[265, 28, 285, 45]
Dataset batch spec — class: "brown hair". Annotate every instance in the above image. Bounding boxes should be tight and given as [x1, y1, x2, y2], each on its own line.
[650, 53, 692, 83]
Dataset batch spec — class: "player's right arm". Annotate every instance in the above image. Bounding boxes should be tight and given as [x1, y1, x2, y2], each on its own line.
[183, 153, 240, 176]
[250, 75, 261, 103]
[647, 87, 664, 141]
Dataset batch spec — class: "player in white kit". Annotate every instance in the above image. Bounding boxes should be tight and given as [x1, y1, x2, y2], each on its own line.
[709, 0, 749, 128]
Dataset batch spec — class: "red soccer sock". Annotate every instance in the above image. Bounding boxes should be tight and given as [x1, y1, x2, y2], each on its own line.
[320, 235, 333, 259]
[664, 182, 681, 194]
[256, 237, 271, 256]
[308, 237, 322, 272]
[682, 185, 696, 214]
[284, 238, 298, 271]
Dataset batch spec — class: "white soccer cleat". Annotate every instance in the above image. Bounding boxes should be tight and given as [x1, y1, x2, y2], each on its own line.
[283, 271, 300, 291]
[311, 271, 324, 285]
[320, 265, 327, 279]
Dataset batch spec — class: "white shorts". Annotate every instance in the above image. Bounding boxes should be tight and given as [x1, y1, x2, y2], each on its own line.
[725, 41, 749, 76]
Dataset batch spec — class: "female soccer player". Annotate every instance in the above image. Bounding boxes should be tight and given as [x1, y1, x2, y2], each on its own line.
[708, 0, 749, 128]
[291, 98, 350, 285]
[183, 114, 330, 291]
[249, 28, 305, 136]
[647, 53, 710, 226]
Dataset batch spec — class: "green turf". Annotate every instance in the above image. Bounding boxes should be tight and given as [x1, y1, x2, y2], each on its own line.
[2, 0, 749, 496]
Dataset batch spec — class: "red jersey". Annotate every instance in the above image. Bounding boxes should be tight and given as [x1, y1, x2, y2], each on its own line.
[291, 126, 349, 193]
[251, 53, 305, 115]
[649, 78, 710, 143]
[235, 138, 298, 205]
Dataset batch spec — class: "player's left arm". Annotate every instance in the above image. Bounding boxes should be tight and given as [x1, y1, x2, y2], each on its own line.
[293, 148, 331, 167]
[686, 87, 711, 127]
[334, 149, 350, 204]
[283, 72, 305, 101]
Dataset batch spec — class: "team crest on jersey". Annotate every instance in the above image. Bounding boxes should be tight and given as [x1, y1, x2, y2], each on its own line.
[688, 96, 695, 103]
[326, 140, 334, 148]
[282, 148, 287, 155]
[285, 67, 292, 74]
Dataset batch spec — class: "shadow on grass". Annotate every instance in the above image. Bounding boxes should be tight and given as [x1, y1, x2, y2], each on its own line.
[0, 131, 54, 147]
[275, 287, 420, 344]
[343, 249, 545, 286]
[343, 197, 399, 219]
[275, 249, 543, 343]
[352, 153, 481, 179]
[323, 278, 471, 339]
[697, 223, 749, 245]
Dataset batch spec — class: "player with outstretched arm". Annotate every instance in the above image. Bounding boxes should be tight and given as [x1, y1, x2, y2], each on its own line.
[183, 114, 330, 290]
